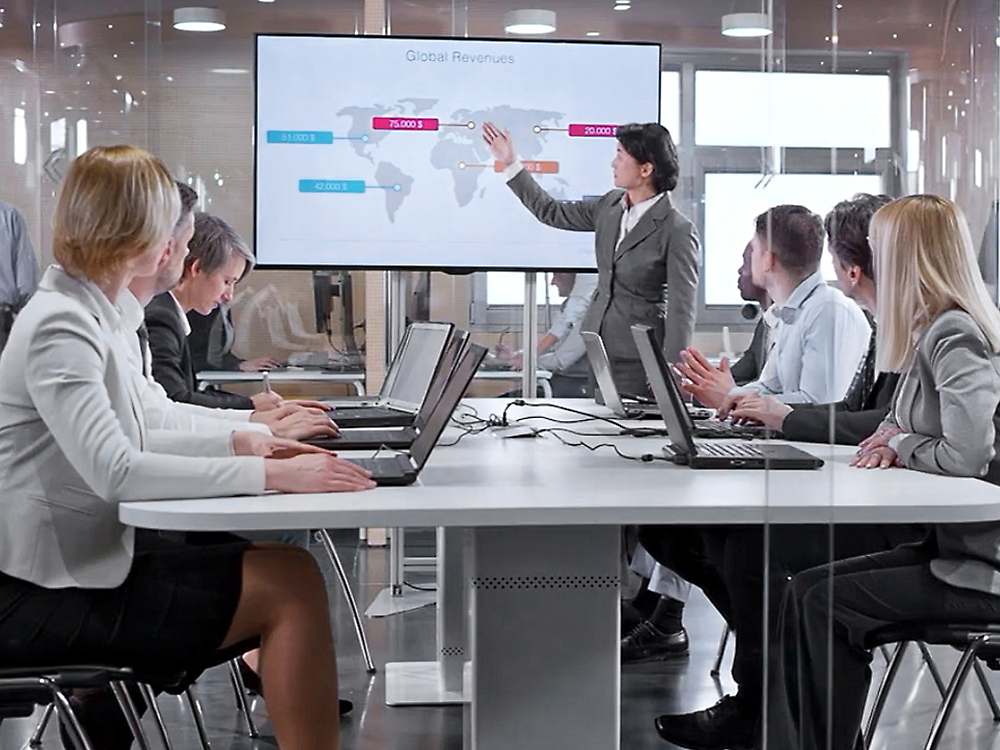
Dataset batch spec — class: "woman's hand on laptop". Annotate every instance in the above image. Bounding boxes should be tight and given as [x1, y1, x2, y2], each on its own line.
[232, 432, 331, 459]
[251, 391, 284, 411]
[268, 409, 340, 441]
[265, 454, 376, 493]
[285, 399, 333, 411]
[728, 395, 791, 431]
[675, 347, 737, 409]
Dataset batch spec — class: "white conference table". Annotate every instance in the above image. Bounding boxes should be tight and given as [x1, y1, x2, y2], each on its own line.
[120, 399, 1000, 750]
[197, 368, 366, 395]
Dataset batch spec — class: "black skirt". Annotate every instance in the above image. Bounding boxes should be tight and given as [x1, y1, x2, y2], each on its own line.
[0, 530, 257, 692]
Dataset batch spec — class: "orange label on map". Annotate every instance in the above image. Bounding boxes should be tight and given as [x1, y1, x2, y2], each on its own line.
[495, 160, 559, 174]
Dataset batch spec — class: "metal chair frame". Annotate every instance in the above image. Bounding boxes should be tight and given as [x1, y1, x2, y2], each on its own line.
[863, 629, 1000, 750]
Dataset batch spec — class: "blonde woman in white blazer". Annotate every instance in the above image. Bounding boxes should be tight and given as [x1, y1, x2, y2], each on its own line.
[0, 145, 371, 750]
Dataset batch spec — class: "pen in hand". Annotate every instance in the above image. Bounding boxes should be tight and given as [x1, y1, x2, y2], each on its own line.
[263, 371, 271, 393]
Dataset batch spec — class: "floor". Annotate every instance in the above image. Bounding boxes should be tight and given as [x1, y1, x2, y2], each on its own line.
[4, 529, 1000, 750]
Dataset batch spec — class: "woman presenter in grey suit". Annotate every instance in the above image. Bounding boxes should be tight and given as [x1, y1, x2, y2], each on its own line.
[483, 121, 700, 395]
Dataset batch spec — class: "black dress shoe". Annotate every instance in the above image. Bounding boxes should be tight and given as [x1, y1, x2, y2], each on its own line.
[236, 656, 353, 715]
[621, 598, 647, 634]
[621, 620, 689, 663]
[654, 694, 756, 750]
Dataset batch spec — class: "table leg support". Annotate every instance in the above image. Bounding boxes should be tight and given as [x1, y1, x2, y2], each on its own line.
[470, 525, 619, 750]
[385, 527, 468, 705]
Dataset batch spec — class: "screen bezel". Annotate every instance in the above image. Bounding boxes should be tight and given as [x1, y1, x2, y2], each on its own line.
[253, 33, 663, 271]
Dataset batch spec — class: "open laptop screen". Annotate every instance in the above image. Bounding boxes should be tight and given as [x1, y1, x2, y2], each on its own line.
[383, 322, 452, 410]
[631, 324, 698, 455]
[408, 343, 487, 471]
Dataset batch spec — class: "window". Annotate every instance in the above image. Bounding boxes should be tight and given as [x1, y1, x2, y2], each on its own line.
[694, 70, 891, 149]
[703, 172, 883, 306]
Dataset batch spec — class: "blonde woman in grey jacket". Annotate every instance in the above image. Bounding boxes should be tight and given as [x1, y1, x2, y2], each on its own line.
[0, 145, 372, 750]
[769, 194, 1000, 750]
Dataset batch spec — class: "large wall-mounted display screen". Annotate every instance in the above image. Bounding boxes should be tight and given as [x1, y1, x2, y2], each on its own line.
[255, 35, 661, 270]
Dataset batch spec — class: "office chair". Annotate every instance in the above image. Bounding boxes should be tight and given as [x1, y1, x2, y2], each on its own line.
[863, 623, 1000, 750]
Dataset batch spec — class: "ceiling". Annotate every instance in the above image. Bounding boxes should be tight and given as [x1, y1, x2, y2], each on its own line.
[0, 0, 987, 60]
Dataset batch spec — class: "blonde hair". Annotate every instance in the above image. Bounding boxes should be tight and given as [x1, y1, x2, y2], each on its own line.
[53, 145, 180, 282]
[872, 194, 1000, 371]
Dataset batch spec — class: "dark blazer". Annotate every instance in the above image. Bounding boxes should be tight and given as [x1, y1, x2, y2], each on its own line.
[506, 170, 700, 395]
[781, 325, 900, 445]
[187, 305, 241, 372]
[730, 318, 768, 386]
[145, 293, 254, 410]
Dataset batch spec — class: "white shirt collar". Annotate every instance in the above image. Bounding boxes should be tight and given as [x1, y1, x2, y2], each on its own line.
[620, 191, 664, 215]
[168, 291, 192, 337]
[119, 289, 145, 336]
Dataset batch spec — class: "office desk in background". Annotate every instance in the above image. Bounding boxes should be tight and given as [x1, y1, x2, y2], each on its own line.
[472, 368, 553, 397]
[196, 368, 366, 395]
[120, 399, 1000, 750]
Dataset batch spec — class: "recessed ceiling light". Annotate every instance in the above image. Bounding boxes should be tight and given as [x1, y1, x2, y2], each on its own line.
[613, 3, 631, 10]
[586, 31, 600, 36]
[173, 7, 226, 32]
[721, 12, 772, 38]
[211, 67, 249, 74]
[503, 9, 556, 34]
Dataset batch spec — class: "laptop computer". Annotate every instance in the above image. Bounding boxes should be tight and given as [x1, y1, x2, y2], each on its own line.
[329, 322, 454, 428]
[581, 331, 660, 419]
[631, 325, 823, 470]
[312, 330, 470, 451]
[342, 342, 488, 486]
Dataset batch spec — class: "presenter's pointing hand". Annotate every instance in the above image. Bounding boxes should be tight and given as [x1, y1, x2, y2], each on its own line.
[483, 122, 516, 167]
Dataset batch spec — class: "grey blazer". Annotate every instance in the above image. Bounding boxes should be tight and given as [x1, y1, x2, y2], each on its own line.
[879, 309, 1000, 596]
[0, 266, 265, 590]
[507, 171, 700, 393]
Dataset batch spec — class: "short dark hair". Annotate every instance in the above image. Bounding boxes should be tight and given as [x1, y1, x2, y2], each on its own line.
[175, 181, 198, 230]
[185, 212, 254, 281]
[754, 205, 824, 277]
[824, 193, 893, 281]
[614, 123, 680, 193]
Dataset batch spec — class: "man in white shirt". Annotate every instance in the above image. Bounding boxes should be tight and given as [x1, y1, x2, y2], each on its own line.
[496, 272, 598, 397]
[677, 204, 870, 411]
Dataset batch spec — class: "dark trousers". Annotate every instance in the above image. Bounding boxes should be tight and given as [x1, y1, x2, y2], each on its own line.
[769, 539, 1000, 750]
[0, 306, 14, 352]
[637, 523, 922, 711]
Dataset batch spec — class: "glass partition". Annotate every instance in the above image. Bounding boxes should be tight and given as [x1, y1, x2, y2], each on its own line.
[1, 0, 999, 748]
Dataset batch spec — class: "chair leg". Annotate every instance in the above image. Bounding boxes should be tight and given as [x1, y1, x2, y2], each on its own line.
[49, 687, 94, 750]
[318, 529, 377, 674]
[138, 683, 172, 750]
[29, 703, 55, 747]
[226, 659, 260, 739]
[924, 640, 983, 750]
[916, 642, 947, 697]
[972, 658, 1000, 721]
[710, 624, 730, 677]
[184, 687, 212, 750]
[110, 681, 152, 750]
[864, 641, 909, 749]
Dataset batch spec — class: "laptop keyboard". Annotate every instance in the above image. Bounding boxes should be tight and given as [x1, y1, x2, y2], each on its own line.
[335, 429, 413, 445]
[696, 442, 765, 458]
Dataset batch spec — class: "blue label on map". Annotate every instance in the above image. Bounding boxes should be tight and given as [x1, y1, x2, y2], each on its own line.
[298, 180, 366, 193]
[267, 130, 334, 144]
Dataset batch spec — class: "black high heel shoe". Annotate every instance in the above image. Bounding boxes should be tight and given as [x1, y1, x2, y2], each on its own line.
[236, 656, 353, 715]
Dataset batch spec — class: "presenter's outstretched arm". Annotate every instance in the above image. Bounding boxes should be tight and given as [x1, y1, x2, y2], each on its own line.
[482, 121, 600, 232]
